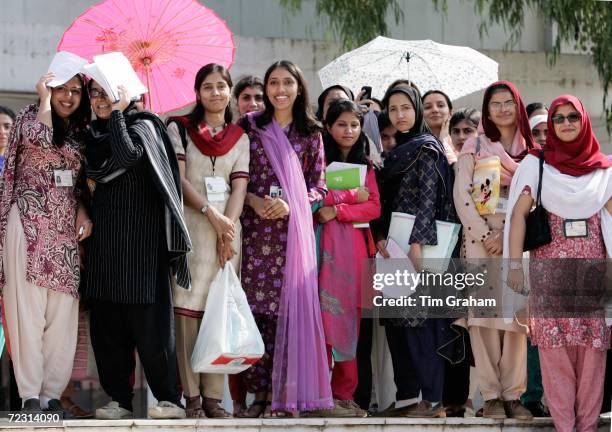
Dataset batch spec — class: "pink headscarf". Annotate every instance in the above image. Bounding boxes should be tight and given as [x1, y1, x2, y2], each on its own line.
[460, 81, 538, 185]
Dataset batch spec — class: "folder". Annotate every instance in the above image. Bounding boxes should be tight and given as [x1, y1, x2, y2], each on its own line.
[387, 212, 460, 273]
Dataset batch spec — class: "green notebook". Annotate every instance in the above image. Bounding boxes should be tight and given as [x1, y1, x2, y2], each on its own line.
[326, 167, 362, 190]
[325, 162, 369, 228]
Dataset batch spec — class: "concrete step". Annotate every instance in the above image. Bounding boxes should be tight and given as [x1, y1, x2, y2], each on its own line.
[0, 417, 610, 431]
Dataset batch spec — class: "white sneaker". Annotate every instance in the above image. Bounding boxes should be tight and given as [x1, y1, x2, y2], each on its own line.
[96, 401, 132, 419]
[148, 401, 186, 419]
[464, 405, 475, 417]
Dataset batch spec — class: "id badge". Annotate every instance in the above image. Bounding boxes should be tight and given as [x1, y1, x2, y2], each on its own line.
[496, 197, 508, 213]
[53, 169, 74, 187]
[205, 176, 227, 202]
[564, 219, 588, 238]
[269, 185, 283, 198]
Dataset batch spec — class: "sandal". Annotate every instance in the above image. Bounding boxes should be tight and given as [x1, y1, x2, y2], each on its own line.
[233, 401, 247, 416]
[185, 396, 206, 419]
[236, 400, 267, 418]
[263, 402, 295, 418]
[59, 397, 94, 419]
[202, 397, 232, 419]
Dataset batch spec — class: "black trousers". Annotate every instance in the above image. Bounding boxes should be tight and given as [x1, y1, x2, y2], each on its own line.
[443, 327, 471, 406]
[354, 317, 373, 410]
[89, 275, 180, 411]
[442, 356, 470, 406]
[385, 320, 446, 403]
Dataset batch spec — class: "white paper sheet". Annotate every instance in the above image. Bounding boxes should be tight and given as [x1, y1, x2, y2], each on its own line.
[47, 51, 89, 87]
[82, 52, 148, 102]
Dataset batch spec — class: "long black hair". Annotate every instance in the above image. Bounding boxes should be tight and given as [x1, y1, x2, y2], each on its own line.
[323, 99, 369, 166]
[0, 106, 16, 121]
[255, 60, 320, 136]
[422, 89, 453, 111]
[449, 108, 481, 130]
[51, 74, 90, 146]
[189, 63, 233, 128]
[233, 75, 263, 100]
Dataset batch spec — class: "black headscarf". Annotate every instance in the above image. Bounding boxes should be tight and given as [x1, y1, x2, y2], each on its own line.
[316, 85, 355, 121]
[85, 102, 139, 169]
[382, 85, 432, 145]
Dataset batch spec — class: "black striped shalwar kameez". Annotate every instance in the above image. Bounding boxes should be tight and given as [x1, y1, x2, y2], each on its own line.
[83, 108, 191, 412]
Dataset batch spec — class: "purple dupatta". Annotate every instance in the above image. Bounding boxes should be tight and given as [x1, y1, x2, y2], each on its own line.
[248, 114, 333, 412]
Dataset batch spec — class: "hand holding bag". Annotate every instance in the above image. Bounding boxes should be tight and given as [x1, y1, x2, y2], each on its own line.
[523, 150, 552, 251]
[191, 262, 264, 374]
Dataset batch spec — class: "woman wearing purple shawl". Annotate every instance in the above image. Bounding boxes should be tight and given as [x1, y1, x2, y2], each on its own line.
[237, 61, 332, 417]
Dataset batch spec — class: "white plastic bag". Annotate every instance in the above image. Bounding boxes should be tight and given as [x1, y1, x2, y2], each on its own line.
[191, 262, 264, 374]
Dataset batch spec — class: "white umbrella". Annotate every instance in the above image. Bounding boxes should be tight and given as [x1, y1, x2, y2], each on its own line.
[318, 37, 498, 101]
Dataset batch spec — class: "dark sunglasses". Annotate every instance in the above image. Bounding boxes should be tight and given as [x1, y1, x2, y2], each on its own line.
[551, 113, 581, 124]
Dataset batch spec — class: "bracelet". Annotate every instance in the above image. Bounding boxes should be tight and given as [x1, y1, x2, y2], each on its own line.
[201, 204, 210, 215]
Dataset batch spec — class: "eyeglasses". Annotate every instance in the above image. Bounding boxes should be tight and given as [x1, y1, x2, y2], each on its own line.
[89, 89, 109, 99]
[55, 86, 82, 96]
[489, 100, 516, 112]
[551, 113, 581, 124]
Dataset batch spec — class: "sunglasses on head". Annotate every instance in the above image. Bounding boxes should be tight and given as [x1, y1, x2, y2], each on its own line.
[551, 112, 581, 124]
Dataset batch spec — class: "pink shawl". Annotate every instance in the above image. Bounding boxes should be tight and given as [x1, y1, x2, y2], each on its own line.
[460, 124, 528, 186]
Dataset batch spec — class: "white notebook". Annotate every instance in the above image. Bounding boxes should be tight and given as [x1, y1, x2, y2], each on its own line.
[82, 52, 148, 103]
[387, 212, 460, 273]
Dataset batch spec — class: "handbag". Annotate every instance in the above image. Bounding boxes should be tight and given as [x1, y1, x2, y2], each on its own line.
[471, 136, 502, 215]
[523, 150, 552, 251]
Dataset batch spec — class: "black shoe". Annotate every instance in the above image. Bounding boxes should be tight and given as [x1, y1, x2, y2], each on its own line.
[46, 399, 73, 419]
[22, 398, 41, 412]
[373, 402, 418, 417]
[524, 401, 550, 417]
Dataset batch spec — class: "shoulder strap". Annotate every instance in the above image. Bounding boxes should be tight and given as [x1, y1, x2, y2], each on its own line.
[475, 136, 481, 155]
[535, 150, 544, 205]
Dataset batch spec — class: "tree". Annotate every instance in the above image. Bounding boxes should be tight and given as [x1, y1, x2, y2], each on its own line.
[279, 0, 403, 49]
[280, 0, 612, 129]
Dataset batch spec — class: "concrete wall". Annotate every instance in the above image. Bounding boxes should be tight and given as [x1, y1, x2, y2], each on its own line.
[0, 0, 560, 94]
[1, 0, 609, 148]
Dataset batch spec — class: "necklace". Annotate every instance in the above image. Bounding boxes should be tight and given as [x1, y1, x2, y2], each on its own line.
[205, 122, 226, 133]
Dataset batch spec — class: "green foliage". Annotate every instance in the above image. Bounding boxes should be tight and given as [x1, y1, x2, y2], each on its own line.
[281, 0, 611, 129]
[435, 0, 612, 130]
[279, 0, 403, 49]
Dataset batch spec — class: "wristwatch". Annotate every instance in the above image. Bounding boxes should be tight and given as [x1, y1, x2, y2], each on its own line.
[509, 261, 523, 270]
[200, 204, 210, 215]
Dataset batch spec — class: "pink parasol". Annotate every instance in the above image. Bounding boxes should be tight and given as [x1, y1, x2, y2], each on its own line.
[58, 0, 235, 113]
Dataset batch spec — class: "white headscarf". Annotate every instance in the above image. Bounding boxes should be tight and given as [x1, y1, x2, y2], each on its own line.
[502, 154, 612, 323]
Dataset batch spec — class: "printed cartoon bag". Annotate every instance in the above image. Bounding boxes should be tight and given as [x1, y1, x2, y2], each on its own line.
[471, 138, 501, 215]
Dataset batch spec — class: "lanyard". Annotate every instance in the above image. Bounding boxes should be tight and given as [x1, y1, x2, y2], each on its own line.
[210, 156, 217, 176]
